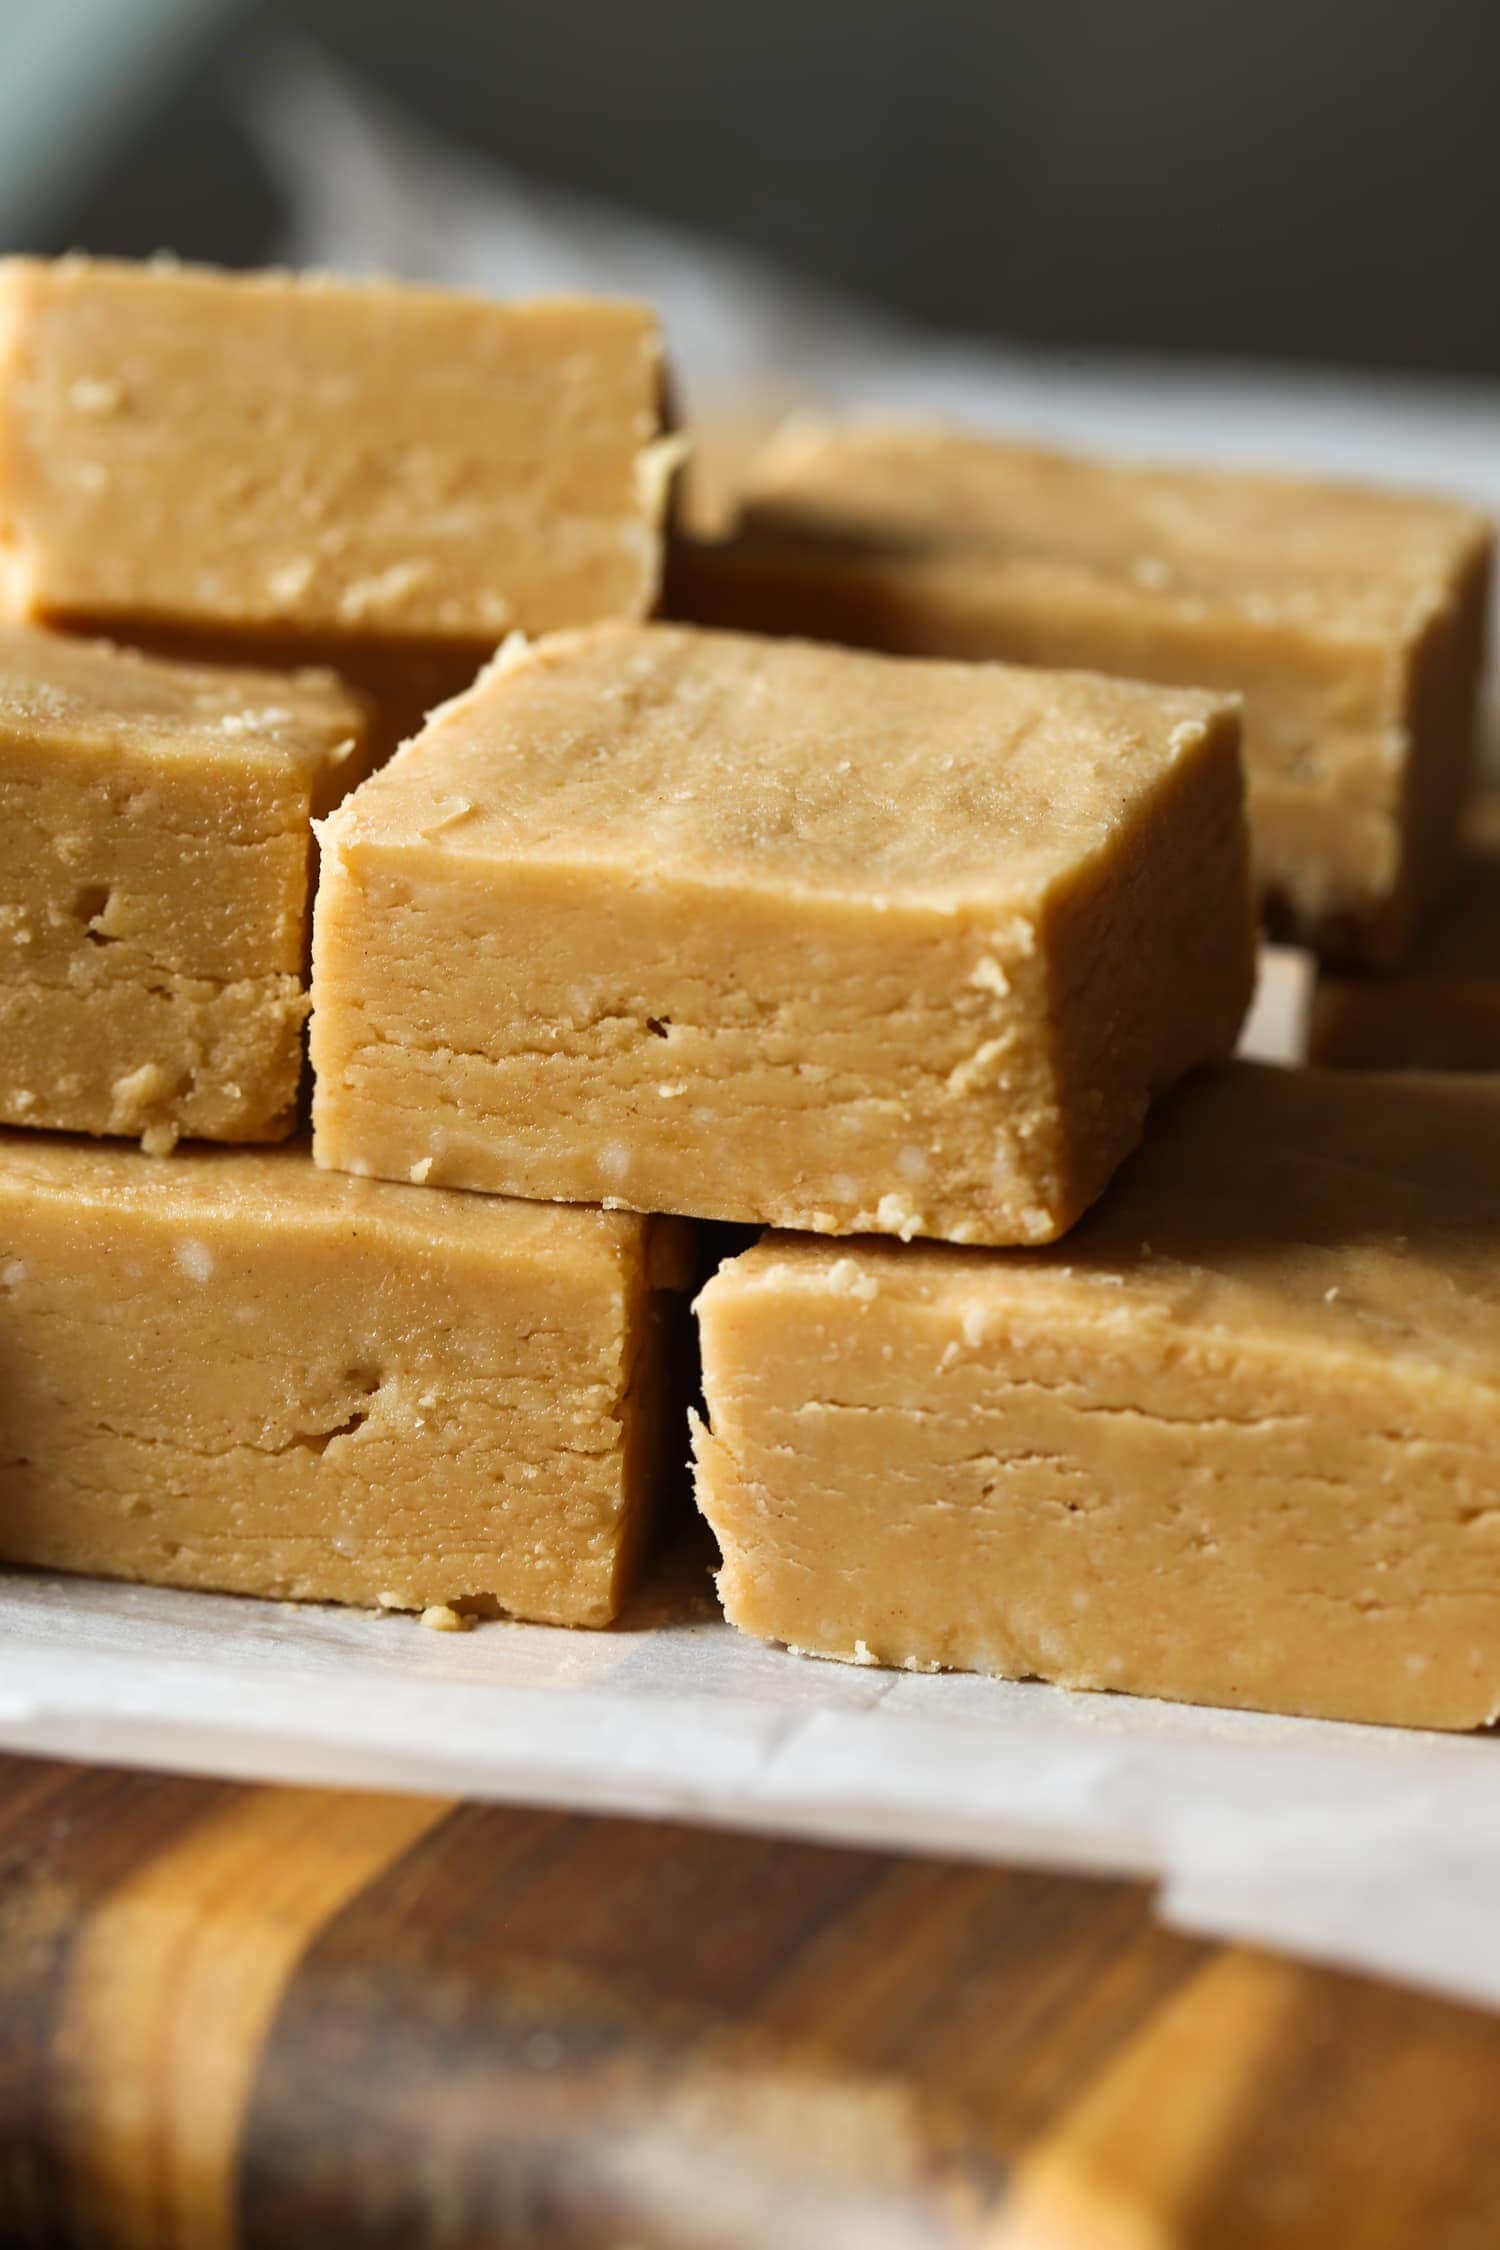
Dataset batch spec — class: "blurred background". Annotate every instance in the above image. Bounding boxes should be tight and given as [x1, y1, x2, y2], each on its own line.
[8, 0, 1500, 380]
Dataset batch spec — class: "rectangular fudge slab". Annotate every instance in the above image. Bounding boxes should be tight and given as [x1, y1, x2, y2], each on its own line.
[0, 623, 372, 1149]
[310, 623, 1253, 1246]
[669, 423, 1493, 967]
[1311, 793, 1500, 1069]
[694, 1063, 1500, 1730]
[0, 1134, 694, 1623]
[0, 256, 676, 656]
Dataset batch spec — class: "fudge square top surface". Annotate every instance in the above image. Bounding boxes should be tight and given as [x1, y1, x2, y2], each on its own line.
[715, 421, 1494, 967]
[0, 620, 367, 809]
[0, 1124, 681, 1274]
[328, 620, 1236, 905]
[732, 1061, 1500, 1374]
[312, 623, 1252, 1245]
[0, 256, 672, 650]
[738, 420, 1492, 652]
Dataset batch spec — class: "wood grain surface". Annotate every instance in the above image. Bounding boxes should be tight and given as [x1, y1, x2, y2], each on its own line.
[2, 1750, 1500, 2248]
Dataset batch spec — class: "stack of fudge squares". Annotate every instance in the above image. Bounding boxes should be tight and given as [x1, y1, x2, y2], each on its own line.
[0, 255, 1496, 1732]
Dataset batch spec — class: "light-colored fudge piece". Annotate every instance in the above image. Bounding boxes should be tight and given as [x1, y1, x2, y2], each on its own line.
[0, 623, 373, 1149]
[0, 1134, 694, 1623]
[669, 422, 1493, 967]
[694, 1062, 1500, 1730]
[0, 256, 676, 656]
[1311, 793, 1500, 1068]
[310, 623, 1253, 1246]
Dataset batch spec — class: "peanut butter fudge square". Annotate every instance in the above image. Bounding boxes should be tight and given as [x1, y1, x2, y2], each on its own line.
[0, 623, 372, 1150]
[694, 1062, 1500, 1729]
[1312, 792, 1500, 1069]
[0, 1135, 694, 1624]
[0, 256, 676, 657]
[310, 623, 1253, 1246]
[670, 422, 1493, 967]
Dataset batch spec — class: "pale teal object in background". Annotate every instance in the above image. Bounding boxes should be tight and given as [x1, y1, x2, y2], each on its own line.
[0, 0, 233, 238]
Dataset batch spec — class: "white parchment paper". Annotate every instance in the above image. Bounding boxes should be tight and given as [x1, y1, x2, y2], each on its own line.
[2, 52, 1496, 2017]
[5, 1545, 1500, 2014]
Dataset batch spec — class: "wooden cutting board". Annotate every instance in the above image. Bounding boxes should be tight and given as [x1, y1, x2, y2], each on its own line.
[2, 1748, 1499, 2248]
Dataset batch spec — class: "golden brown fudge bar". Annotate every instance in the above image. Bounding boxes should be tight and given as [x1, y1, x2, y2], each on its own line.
[694, 1063, 1500, 1729]
[1311, 793, 1500, 1068]
[0, 624, 372, 1150]
[310, 623, 1252, 1246]
[0, 256, 676, 658]
[669, 422, 1493, 967]
[0, 1134, 694, 1623]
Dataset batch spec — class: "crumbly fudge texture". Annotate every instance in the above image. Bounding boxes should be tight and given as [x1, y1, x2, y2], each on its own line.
[0, 624, 373, 1149]
[1312, 792, 1500, 1068]
[0, 1134, 694, 1623]
[310, 623, 1252, 1246]
[0, 256, 675, 655]
[668, 422, 1493, 967]
[694, 1063, 1500, 1729]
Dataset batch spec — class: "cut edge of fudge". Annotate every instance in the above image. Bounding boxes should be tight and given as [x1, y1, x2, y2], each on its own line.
[1311, 792, 1500, 1070]
[0, 1133, 698, 1625]
[0, 625, 377, 1150]
[0, 255, 682, 653]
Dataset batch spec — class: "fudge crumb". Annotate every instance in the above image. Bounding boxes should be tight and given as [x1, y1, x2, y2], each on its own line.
[421, 1603, 470, 1633]
[267, 557, 315, 604]
[875, 1193, 921, 1241]
[337, 559, 434, 621]
[968, 955, 1011, 996]
[828, 1256, 879, 1303]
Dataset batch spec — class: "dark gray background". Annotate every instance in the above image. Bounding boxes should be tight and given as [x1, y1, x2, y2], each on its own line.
[25, 0, 1500, 381]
